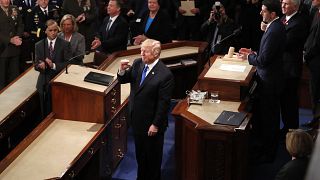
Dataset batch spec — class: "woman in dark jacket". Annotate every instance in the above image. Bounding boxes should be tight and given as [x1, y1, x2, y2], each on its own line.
[132, 0, 173, 45]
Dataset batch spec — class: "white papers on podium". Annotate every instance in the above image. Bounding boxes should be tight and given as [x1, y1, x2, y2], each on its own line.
[181, 1, 195, 16]
[219, 64, 246, 72]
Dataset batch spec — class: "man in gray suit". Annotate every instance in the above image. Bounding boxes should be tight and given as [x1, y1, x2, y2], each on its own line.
[117, 39, 174, 180]
[0, 0, 23, 89]
[34, 19, 71, 117]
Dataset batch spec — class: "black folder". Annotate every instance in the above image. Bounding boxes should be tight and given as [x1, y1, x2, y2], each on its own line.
[84, 71, 114, 86]
[214, 111, 247, 126]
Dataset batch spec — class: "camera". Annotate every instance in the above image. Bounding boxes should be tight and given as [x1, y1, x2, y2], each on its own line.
[213, 2, 222, 20]
[214, 8, 221, 19]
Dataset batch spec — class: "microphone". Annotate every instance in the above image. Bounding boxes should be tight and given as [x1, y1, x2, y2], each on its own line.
[232, 26, 242, 35]
[208, 26, 242, 67]
[65, 51, 91, 74]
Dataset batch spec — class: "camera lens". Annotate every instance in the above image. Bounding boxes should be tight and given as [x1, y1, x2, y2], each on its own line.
[214, 12, 221, 19]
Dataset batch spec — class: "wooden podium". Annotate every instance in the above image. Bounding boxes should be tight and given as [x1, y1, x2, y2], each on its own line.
[196, 55, 255, 101]
[0, 65, 125, 179]
[172, 100, 250, 180]
[173, 54, 255, 180]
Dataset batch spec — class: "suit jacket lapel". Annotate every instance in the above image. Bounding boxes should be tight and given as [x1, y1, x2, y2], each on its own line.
[53, 38, 61, 62]
[44, 39, 49, 59]
[145, 11, 159, 34]
[107, 17, 117, 37]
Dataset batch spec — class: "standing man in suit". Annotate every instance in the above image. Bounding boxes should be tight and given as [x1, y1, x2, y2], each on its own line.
[24, 0, 60, 63]
[117, 39, 174, 180]
[91, 0, 128, 54]
[280, 0, 308, 135]
[34, 19, 71, 118]
[12, 0, 36, 73]
[25, 0, 61, 41]
[239, 0, 286, 162]
[304, 0, 320, 125]
[0, 0, 23, 89]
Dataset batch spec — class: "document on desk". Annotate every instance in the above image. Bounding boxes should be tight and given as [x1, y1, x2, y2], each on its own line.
[215, 110, 247, 126]
[181, 1, 195, 16]
[219, 64, 246, 72]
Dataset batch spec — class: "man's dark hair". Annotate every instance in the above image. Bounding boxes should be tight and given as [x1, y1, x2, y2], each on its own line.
[262, 0, 282, 16]
[112, 0, 123, 9]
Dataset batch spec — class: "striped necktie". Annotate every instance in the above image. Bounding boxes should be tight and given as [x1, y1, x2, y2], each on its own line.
[106, 19, 112, 34]
[49, 41, 53, 59]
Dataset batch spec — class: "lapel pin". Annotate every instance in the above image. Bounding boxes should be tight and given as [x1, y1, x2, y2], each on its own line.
[152, 72, 154, 75]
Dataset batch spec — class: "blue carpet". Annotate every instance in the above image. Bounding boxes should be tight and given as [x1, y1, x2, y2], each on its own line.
[112, 106, 313, 180]
[112, 103, 176, 180]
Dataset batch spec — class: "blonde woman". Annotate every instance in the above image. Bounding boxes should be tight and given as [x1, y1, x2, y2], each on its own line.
[58, 14, 85, 64]
[275, 129, 314, 180]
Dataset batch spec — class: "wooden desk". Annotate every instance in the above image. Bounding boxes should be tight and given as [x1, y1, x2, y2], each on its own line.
[0, 67, 40, 160]
[52, 65, 119, 123]
[0, 65, 123, 179]
[172, 100, 250, 180]
[100, 41, 208, 99]
[0, 117, 104, 179]
[196, 55, 255, 101]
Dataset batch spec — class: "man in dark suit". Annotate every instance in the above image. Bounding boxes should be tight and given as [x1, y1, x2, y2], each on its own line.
[0, 0, 23, 89]
[239, 0, 286, 162]
[304, 0, 320, 123]
[34, 19, 71, 118]
[23, 0, 60, 66]
[91, 0, 128, 54]
[11, 0, 36, 70]
[280, 0, 308, 134]
[117, 39, 174, 180]
[25, 0, 61, 41]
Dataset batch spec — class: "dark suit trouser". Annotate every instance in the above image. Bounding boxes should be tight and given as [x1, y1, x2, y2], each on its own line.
[251, 76, 281, 157]
[37, 84, 52, 119]
[133, 132, 164, 180]
[307, 58, 320, 115]
[280, 77, 300, 130]
[0, 56, 20, 89]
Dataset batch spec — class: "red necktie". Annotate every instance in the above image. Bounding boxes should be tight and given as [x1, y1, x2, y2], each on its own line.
[282, 18, 287, 25]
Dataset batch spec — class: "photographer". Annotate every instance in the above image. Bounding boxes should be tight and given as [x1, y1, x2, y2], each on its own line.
[200, 1, 237, 56]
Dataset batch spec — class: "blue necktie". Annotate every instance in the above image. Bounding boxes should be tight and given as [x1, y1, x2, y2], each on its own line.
[140, 65, 148, 86]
